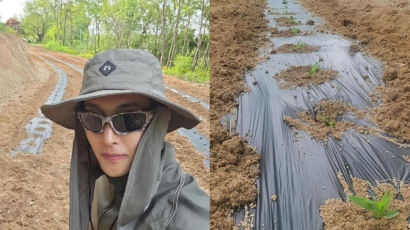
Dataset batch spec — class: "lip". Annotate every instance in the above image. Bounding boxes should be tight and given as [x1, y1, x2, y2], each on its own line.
[102, 153, 127, 162]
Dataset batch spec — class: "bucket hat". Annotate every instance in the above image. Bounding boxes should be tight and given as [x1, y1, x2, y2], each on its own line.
[40, 49, 200, 133]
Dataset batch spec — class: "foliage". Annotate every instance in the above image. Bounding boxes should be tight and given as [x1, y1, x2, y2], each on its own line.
[295, 41, 306, 49]
[163, 55, 209, 83]
[18, 0, 209, 79]
[347, 191, 400, 219]
[321, 116, 335, 126]
[309, 62, 320, 76]
[289, 17, 297, 25]
[291, 27, 299, 34]
[0, 23, 15, 33]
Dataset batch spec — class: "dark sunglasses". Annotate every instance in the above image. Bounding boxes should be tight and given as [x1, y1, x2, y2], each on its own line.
[77, 110, 154, 135]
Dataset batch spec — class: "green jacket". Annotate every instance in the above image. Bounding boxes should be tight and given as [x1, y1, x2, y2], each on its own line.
[69, 105, 209, 230]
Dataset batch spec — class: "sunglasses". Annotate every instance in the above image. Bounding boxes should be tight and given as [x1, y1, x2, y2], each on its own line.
[77, 110, 154, 135]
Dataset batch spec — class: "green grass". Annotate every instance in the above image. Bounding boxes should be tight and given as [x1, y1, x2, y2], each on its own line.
[39, 40, 93, 58]
[309, 62, 320, 76]
[163, 55, 209, 84]
[347, 191, 400, 220]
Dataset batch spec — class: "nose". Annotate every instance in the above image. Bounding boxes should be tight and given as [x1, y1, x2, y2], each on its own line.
[101, 123, 118, 145]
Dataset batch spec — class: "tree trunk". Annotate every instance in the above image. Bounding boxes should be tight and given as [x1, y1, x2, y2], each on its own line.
[192, 0, 207, 70]
[166, 0, 183, 68]
[182, 0, 192, 56]
[159, 0, 166, 66]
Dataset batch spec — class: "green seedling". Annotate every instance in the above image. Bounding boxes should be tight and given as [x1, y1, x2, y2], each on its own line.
[289, 17, 297, 25]
[347, 191, 400, 220]
[291, 28, 300, 34]
[321, 116, 335, 126]
[309, 62, 320, 76]
[282, 0, 287, 4]
[295, 42, 306, 49]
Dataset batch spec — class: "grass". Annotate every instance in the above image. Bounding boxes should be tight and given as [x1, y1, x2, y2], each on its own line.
[309, 62, 320, 76]
[347, 191, 400, 220]
[163, 55, 209, 84]
[291, 28, 300, 34]
[39, 40, 93, 58]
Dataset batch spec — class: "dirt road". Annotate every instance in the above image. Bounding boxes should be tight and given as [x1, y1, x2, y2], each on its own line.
[0, 40, 209, 229]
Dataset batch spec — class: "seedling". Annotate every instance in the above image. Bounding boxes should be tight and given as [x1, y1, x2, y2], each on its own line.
[321, 116, 335, 126]
[309, 62, 320, 76]
[347, 191, 400, 220]
[295, 42, 306, 49]
[282, 0, 287, 4]
[289, 17, 297, 25]
[291, 28, 300, 34]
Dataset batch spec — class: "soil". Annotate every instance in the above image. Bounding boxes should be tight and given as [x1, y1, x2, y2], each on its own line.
[275, 16, 301, 27]
[299, 0, 410, 143]
[320, 173, 410, 230]
[273, 43, 320, 53]
[270, 27, 311, 37]
[283, 101, 367, 145]
[210, 0, 268, 229]
[274, 65, 339, 89]
[0, 36, 209, 228]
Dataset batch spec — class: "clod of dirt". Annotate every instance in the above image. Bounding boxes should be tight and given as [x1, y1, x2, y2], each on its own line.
[274, 43, 320, 53]
[274, 65, 339, 89]
[342, 18, 353, 26]
[270, 27, 310, 37]
[320, 173, 410, 229]
[283, 101, 367, 145]
[306, 19, 315, 25]
[349, 43, 361, 56]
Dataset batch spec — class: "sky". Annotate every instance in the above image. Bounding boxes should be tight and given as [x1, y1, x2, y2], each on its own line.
[0, 0, 27, 23]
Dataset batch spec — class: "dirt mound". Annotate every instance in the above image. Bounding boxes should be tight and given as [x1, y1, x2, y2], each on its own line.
[299, 0, 410, 143]
[0, 33, 50, 104]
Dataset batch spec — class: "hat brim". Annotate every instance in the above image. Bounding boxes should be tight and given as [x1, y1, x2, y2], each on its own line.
[40, 90, 201, 133]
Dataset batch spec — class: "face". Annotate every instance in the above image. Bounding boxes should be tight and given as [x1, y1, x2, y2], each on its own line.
[83, 94, 153, 177]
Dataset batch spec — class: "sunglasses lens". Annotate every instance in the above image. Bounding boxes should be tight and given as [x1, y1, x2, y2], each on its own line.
[112, 113, 147, 133]
[79, 113, 102, 133]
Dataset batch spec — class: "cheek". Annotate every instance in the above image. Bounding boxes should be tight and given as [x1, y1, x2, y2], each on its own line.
[85, 130, 99, 150]
[123, 132, 144, 154]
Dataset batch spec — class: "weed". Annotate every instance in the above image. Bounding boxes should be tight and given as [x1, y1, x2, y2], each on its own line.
[309, 62, 320, 76]
[291, 28, 300, 34]
[347, 191, 400, 220]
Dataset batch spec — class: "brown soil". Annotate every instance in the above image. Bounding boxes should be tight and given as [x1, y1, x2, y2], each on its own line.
[275, 16, 301, 27]
[210, 0, 268, 229]
[299, 0, 410, 143]
[275, 65, 339, 89]
[273, 43, 320, 53]
[0, 37, 209, 228]
[320, 173, 410, 230]
[283, 101, 367, 145]
[270, 27, 310, 37]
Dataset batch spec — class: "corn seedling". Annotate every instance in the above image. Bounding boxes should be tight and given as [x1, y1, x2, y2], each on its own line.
[309, 62, 320, 76]
[321, 116, 335, 126]
[289, 17, 297, 25]
[295, 42, 306, 49]
[347, 191, 400, 220]
[291, 28, 299, 34]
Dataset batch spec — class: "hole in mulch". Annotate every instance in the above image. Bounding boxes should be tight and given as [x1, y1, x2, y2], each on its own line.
[283, 101, 368, 146]
[275, 16, 301, 26]
[274, 65, 339, 89]
[273, 43, 320, 53]
[270, 27, 310, 37]
[321, 173, 410, 229]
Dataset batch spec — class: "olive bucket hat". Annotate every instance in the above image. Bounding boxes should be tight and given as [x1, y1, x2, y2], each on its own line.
[40, 49, 200, 133]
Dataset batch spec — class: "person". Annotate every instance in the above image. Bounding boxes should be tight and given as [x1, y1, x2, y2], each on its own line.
[40, 49, 209, 230]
